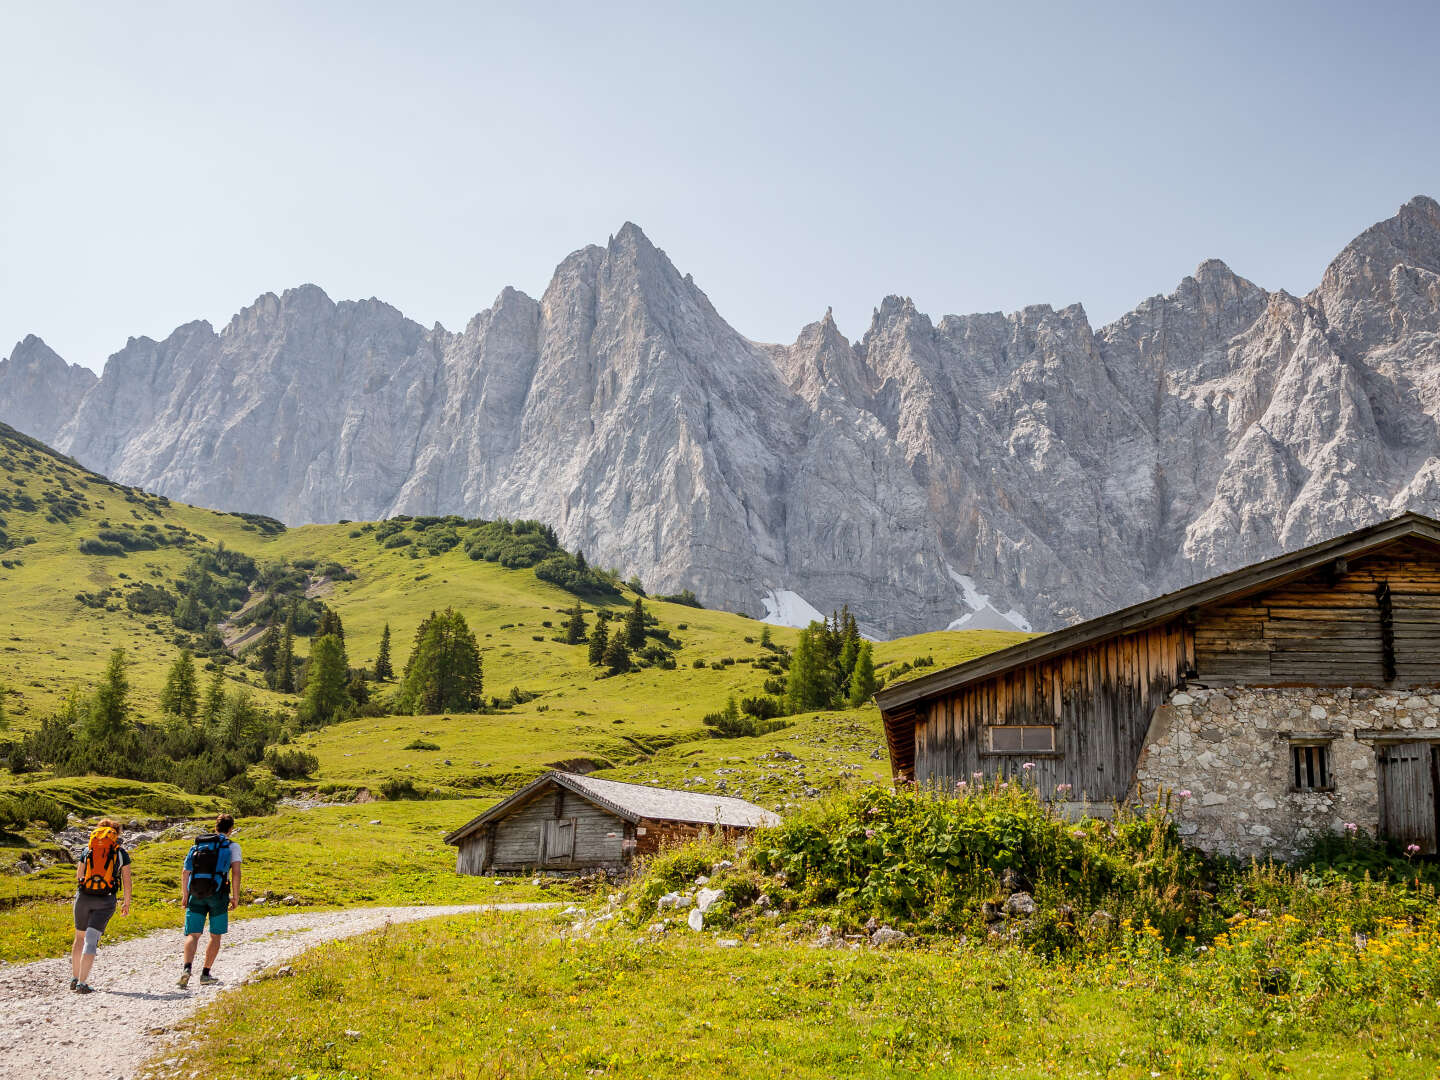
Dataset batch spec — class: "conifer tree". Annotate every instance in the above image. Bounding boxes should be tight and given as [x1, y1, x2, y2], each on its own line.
[588, 620, 609, 666]
[299, 634, 351, 728]
[317, 607, 345, 642]
[277, 615, 296, 693]
[847, 641, 877, 707]
[201, 670, 226, 726]
[575, 549, 587, 573]
[624, 598, 646, 649]
[373, 623, 394, 682]
[563, 607, 588, 645]
[396, 608, 484, 714]
[84, 648, 130, 743]
[0, 681, 8, 732]
[160, 649, 200, 721]
[602, 632, 631, 675]
[256, 624, 280, 677]
[785, 624, 835, 713]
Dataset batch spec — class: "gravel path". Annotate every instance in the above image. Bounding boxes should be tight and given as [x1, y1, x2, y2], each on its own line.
[0, 903, 559, 1080]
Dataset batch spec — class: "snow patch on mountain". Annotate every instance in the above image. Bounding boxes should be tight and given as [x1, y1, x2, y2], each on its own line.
[760, 589, 825, 629]
[945, 567, 1032, 632]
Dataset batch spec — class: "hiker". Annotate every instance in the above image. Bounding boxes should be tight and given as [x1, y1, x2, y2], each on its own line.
[71, 817, 132, 993]
[178, 812, 242, 988]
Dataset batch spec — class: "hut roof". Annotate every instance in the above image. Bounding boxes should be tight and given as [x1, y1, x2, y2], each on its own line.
[444, 771, 782, 845]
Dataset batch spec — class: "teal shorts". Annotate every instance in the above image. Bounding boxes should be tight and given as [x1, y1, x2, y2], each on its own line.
[184, 894, 229, 936]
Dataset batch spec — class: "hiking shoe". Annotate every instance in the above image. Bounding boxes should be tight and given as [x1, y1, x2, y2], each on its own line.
[70, 977, 77, 991]
[177, 971, 190, 989]
[199, 972, 218, 985]
[74, 982, 93, 994]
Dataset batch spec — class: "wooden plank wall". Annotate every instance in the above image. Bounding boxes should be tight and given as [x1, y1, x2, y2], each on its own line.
[914, 620, 1193, 802]
[1194, 544, 1440, 686]
[486, 787, 628, 871]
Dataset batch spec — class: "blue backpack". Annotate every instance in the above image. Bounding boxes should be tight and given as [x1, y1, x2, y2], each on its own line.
[187, 833, 233, 899]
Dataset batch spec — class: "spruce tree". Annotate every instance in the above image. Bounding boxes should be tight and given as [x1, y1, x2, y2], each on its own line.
[317, 607, 345, 642]
[603, 632, 631, 675]
[0, 681, 7, 731]
[256, 624, 280, 677]
[299, 634, 351, 728]
[373, 623, 394, 681]
[160, 649, 199, 721]
[84, 648, 130, 743]
[277, 617, 296, 693]
[588, 621, 609, 666]
[201, 669, 226, 726]
[563, 607, 588, 645]
[785, 624, 835, 713]
[217, 686, 260, 749]
[396, 608, 484, 714]
[624, 598, 646, 649]
[847, 641, 877, 707]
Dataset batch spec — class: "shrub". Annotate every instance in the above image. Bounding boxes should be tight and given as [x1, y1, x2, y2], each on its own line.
[380, 777, 424, 801]
[0, 791, 67, 831]
[403, 739, 441, 751]
[265, 747, 320, 779]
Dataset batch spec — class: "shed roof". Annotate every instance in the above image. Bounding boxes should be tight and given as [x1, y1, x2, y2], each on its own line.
[876, 512, 1440, 765]
[444, 771, 782, 845]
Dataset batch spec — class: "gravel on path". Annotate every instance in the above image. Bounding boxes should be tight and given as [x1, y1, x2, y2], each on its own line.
[0, 902, 559, 1080]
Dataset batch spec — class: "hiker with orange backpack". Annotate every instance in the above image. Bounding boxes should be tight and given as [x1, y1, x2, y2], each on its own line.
[178, 812, 242, 988]
[71, 817, 133, 993]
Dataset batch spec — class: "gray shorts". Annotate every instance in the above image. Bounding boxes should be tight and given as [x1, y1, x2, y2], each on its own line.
[73, 891, 117, 934]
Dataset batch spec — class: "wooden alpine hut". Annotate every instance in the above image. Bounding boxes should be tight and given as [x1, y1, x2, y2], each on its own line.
[875, 512, 1440, 859]
[445, 771, 781, 875]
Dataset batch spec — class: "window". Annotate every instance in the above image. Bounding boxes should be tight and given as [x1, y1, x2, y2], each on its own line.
[987, 725, 1056, 753]
[1291, 742, 1331, 791]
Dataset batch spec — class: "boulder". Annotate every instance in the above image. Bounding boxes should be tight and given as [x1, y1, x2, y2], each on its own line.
[871, 927, 906, 947]
[1002, 892, 1037, 917]
[696, 887, 725, 914]
[687, 907, 705, 932]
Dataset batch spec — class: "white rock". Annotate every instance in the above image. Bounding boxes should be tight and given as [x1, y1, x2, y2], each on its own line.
[687, 908, 705, 932]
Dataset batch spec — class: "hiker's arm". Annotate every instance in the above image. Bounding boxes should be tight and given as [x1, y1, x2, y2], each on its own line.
[75, 859, 83, 886]
[181, 869, 190, 907]
[229, 864, 242, 909]
[120, 864, 132, 916]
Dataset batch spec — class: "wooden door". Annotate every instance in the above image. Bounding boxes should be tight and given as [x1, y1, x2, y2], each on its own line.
[1378, 742, 1439, 854]
[541, 818, 576, 863]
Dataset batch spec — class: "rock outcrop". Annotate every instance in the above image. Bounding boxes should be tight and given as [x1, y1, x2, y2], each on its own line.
[5, 199, 1440, 635]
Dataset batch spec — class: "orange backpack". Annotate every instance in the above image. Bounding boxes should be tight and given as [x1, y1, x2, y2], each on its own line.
[80, 826, 121, 895]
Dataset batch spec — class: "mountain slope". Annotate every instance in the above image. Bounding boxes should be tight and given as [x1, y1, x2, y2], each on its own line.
[6, 198, 1440, 633]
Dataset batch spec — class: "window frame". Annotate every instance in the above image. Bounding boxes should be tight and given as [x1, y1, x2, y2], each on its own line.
[981, 724, 1059, 756]
[1289, 740, 1333, 793]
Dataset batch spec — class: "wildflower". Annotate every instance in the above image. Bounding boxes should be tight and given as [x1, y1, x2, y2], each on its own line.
[999, 782, 1009, 791]
[1177, 789, 1192, 799]
[972, 771, 984, 780]
[1022, 762, 1036, 771]
[956, 780, 968, 791]
[865, 828, 875, 839]
[1056, 783, 1072, 794]
[1407, 843, 1421, 857]
[1344, 822, 1358, 832]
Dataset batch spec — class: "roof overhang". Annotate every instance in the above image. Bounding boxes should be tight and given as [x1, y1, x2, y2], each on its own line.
[444, 771, 644, 846]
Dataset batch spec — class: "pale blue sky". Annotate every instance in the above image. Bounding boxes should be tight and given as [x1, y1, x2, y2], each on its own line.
[3, 1, 1438, 372]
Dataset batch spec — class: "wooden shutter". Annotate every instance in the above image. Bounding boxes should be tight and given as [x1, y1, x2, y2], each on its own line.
[1378, 742, 1439, 854]
[542, 819, 576, 862]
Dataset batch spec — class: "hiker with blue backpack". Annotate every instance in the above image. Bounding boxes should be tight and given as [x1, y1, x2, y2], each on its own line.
[178, 813, 242, 988]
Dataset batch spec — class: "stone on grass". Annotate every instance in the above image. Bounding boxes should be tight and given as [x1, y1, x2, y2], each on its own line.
[1002, 891, 1037, 917]
[696, 887, 725, 914]
[871, 927, 906, 947]
[687, 907, 705, 932]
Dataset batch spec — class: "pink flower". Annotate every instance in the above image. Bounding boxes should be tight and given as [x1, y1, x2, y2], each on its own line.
[865, 828, 875, 839]
[1177, 790, 1192, 799]
[1344, 822, 1358, 833]
[956, 780, 968, 790]
[999, 782, 1009, 791]
[972, 771, 984, 780]
[1021, 762, 1036, 771]
[1055, 783, 1072, 794]
[1406, 843, 1422, 857]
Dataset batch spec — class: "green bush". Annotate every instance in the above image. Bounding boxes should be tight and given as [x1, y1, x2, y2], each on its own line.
[265, 747, 320, 779]
[380, 777, 424, 800]
[0, 791, 68, 831]
[403, 739, 441, 751]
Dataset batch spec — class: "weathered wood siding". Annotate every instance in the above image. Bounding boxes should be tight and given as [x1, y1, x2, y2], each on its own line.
[1194, 544, 1440, 687]
[634, 820, 750, 858]
[913, 620, 1193, 802]
[468, 787, 628, 873]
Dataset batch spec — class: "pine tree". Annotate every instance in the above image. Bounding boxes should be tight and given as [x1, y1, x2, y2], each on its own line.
[84, 648, 130, 743]
[160, 649, 199, 721]
[575, 549, 587, 573]
[404, 612, 437, 681]
[563, 607, 588, 645]
[785, 624, 835, 713]
[588, 621, 609, 666]
[396, 608, 484, 714]
[317, 607, 345, 642]
[602, 632, 631, 675]
[0, 681, 8, 731]
[256, 624, 281, 676]
[847, 641, 877, 707]
[277, 616, 296, 693]
[201, 670, 226, 726]
[373, 623, 394, 681]
[299, 634, 351, 728]
[624, 598, 646, 649]
[217, 686, 261, 749]
[759, 625, 773, 650]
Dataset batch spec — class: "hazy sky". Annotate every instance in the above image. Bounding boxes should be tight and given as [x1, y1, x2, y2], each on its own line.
[4, 1, 1439, 372]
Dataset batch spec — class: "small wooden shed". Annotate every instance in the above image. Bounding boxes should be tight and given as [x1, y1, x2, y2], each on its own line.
[445, 771, 782, 875]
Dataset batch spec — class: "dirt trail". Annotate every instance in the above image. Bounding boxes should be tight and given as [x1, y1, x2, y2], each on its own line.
[0, 903, 558, 1080]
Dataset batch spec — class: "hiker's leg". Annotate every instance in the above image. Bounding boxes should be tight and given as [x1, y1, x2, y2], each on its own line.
[70, 930, 84, 978]
[203, 931, 223, 968]
[77, 928, 101, 981]
[183, 932, 202, 966]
